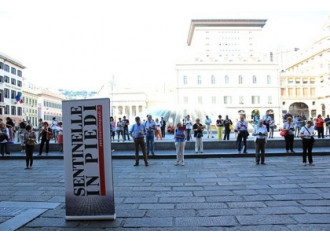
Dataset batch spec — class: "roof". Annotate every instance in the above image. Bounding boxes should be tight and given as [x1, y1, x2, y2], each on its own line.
[187, 19, 267, 46]
[0, 51, 26, 69]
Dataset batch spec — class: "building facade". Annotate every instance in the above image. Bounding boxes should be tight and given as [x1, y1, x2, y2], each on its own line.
[280, 16, 330, 119]
[22, 82, 39, 127]
[176, 19, 281, 123]
[38, 89, 64, 124]
[0, 52, 25, 124]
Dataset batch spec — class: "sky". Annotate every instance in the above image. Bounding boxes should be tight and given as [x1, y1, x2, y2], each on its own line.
[0, 0, 328, 92]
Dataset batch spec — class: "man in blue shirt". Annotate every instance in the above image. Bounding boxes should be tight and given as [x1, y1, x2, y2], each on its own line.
[130, 117, 148, 166]
[145, 115, 156, 156]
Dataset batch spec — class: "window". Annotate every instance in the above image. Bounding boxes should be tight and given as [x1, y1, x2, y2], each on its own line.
[267, 75, 271, 84]
[303, 88, 308, 97]
[238, 75, 243, 84]
[17, 70, 22, 77]
[197, 75, 202, 85]
[11, 67, 16, 75]
[224, 96, 232, 105]
[11, 90, 16, 99]
[296, 88, 301, 96]
[268, 96, 272, 104]
[253, 75, 257, 84]
[17, 107, 22, 116]
[0, 76, 3, 83]
[17, 80, 22, 87]
[11, 78, 16, 85]
[211, 75, 216, 84]
[310, 88, 315, 97]
[11, 106, 16, 115]
[4, 76, 9, 83]
[4, 64, 9, 72]
[239, 96, 244, 104]
[0, 62, 3, 69]
[5, 105, 9, 115]
[183, 76, 187, 85]
[252, 96, 260, 105]
[288, 88, 294, 97]
[212, 96, 216, 104]
[225, 75, 229, 84]
[4, 89, 10, 99]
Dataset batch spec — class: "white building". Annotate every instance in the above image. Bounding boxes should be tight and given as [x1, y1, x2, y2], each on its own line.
[22, 82, 39, 127]
[176, 19, 281, 123]
[281, 16, 330, 119]
[0, 52, 25, 123]
[38, 89, 64, 124]
[96, 82, 148, 122]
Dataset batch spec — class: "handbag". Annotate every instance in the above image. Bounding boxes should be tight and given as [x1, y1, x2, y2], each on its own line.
[280, 129, 288, 137]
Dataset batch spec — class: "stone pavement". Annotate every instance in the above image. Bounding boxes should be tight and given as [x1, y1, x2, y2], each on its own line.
[0, 156, 330, 231]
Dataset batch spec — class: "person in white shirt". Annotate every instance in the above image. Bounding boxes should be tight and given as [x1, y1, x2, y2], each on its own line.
[184, 115, 193, 141]
[205, 115, 214, 138]
[235, 115, 249, 154]
[283, 117, 295, 153]
[300, 120, 315, 166]
[50, 117, 58, 142]
[252, 120, 268, 165]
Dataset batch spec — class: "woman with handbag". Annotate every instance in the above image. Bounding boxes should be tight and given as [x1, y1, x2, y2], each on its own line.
[283, 117, 295, 153]
[24, 125, 37, 169]
[300, 120, 315, 166]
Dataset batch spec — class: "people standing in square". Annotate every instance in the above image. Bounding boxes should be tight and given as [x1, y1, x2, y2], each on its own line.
[235, 115, 249, 154]
[130, 116, 148, 166]
[145, 115, 156, 156]
[193, 118, 204, 153]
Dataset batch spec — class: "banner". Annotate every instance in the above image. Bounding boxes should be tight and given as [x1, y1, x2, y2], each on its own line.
[63, 98, 115, 220]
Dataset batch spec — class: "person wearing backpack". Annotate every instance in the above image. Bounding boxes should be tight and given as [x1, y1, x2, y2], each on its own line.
[0, 123, 10, 157]
[24, 125, 37, 169]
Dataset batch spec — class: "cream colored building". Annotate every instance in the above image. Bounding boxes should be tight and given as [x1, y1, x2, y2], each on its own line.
[281, 16, 330, 119]
[0, 52, 25, 124]
[96, 82, 148, 122]
[22, 82, 39, 127]
[38, 89, 64, 124]
[176, 19, 282, 123]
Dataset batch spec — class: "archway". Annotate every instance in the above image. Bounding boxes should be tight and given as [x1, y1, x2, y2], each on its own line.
[289, 102, 309, 119]
[251, 109, 260, 119]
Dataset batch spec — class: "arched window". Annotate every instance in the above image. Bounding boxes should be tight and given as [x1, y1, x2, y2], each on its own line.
[225, 75, 229, 84]
[197, 75, 202, 85]
[211, 75, 216, 84]
[253, 75, 257, 84]
[183, 76, 187, 85]
[238, 75, 243, 84]
[267, 75, 271, 84]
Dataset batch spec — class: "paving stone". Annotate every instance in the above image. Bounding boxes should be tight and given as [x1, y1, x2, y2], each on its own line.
[255, 206, 306, 215]
[232, 190, 259, 196]
[175, 216, 237, 227]
[236, 215, 297, 225]
[159, 197, 205, 203]
[243, 195, 274, 201]
[269, 184, 300, 189]
[124, 197, 158, 204]
[224, 225, 290, 231]
[264, 201, 300, 207]
[193, 190, 234, 196]
[228, 202, 267, 208]
[197, 208, 257, 216]
[146, 209, 196, 218]
[298, 200, 330, 206]
[123, 218, 173, 228]
[24, 217, 79, 228]
[206, 196, 244, 202]
[291, 214, 330, 224]
[287, 224, 330, 231]
[176, 203, 228, 210]
[271, 194, 323, 201]
[138, 204, 175, 210]
[302, 207, 330, 214]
